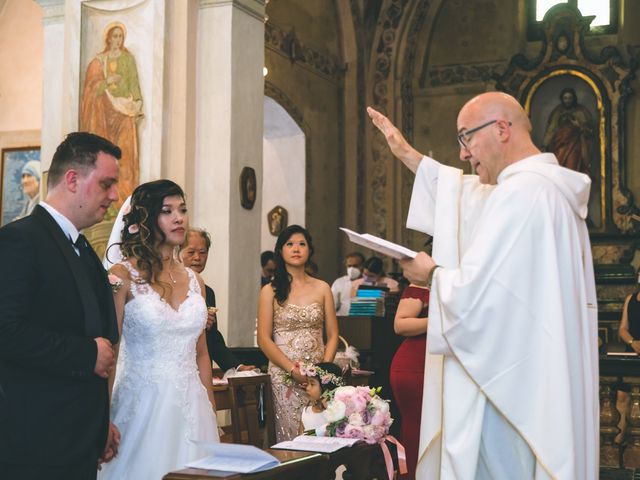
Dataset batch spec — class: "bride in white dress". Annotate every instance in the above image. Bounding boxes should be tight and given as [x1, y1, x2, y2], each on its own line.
[98, 179, 219, 479]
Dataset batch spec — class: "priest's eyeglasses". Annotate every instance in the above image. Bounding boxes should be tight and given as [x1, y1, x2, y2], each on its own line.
[457, 120, 511, 149]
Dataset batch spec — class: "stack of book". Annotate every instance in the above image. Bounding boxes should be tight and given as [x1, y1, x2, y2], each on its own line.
[348, 287, 386, 316]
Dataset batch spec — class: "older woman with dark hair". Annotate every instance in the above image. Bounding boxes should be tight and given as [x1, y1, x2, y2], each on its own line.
[180, 227, 255, 372]
[257, 225, 339, 441]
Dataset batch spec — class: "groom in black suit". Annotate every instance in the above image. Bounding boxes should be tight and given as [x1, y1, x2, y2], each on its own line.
[0, 132, 121, 479]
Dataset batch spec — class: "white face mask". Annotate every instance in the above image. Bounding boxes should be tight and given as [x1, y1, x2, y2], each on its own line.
[347, 267, 361, 281]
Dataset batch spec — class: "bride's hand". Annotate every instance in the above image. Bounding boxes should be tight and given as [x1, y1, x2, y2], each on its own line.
[97, 422, 121, 467]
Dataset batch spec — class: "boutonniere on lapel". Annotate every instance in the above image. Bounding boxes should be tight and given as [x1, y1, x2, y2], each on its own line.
[108, 274, 124, 293]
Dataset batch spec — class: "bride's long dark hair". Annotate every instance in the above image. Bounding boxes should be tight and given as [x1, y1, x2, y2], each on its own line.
[118, 179, 185, 284]
[272, 225, 315, 306]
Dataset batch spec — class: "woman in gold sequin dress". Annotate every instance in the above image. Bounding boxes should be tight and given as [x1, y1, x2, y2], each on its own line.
[257, 225, 339, 441]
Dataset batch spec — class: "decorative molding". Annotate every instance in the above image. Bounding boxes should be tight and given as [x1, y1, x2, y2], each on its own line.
[350, 0, 365, 232]
[34, 0, 64, 24]
[496, 3, 638, 237]
[427, 62, 506, 87]
[265, 21, 343, 82]
[400, 0, 430, 144]
[264, 81, 303, 127]
[400, 0, 431, 250]
[263, 81, 313, 224]
[199, 0, 265, 22]
[368, 0, 411, 238]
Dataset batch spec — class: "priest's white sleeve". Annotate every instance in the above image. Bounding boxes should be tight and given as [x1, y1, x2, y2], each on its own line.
[406, 156, 441, 236]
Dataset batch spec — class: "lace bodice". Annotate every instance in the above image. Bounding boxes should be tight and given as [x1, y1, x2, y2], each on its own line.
[117, 261, 207, 383]
[99, 261, 218, 480]
[272, 302, 324, 364]
[269, 302, 326, 442]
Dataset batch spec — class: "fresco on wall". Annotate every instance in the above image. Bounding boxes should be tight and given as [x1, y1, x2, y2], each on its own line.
[80, 21, 143, 209]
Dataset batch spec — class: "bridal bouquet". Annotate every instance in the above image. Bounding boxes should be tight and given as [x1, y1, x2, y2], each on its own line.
[310, 385, 393, 445]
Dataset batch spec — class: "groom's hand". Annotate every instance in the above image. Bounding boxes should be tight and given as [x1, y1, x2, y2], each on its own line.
[94, 337, 115, 378]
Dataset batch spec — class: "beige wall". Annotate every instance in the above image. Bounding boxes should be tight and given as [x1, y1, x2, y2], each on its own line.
[0, 0, 42, 135]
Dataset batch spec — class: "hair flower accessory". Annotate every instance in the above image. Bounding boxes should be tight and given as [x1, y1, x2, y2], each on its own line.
[128, 224, 139, 234]
[108, 274, 124, 293]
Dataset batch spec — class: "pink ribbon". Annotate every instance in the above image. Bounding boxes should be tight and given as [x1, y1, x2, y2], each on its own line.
[380, 435, 407, 480]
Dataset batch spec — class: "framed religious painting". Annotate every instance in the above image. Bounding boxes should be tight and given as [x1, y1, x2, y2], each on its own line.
[0, 147, 41, 226]
[239, 166, 257, 210]
[496, 3, 636, 236]
[267, 205, 288, 237]
[496, 3, 638, 292]
[527, 72, 604, 229]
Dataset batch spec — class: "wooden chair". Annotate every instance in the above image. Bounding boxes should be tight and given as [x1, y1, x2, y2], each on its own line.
[226, 374, 276, 448]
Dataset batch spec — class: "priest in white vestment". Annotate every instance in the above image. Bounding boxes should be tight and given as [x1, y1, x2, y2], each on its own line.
[368, 92, 598, 480]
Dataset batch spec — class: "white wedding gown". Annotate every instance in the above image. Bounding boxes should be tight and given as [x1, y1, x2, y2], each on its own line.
[98, 261, 219, 480]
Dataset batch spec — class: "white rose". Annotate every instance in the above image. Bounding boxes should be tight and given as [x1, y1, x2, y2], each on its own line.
[324, 399, 347, 423]
[348, 412, 364, 426]
[371, 397, 390, 414]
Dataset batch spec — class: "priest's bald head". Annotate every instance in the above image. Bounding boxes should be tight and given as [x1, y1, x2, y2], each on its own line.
[457, 92, 540, 185]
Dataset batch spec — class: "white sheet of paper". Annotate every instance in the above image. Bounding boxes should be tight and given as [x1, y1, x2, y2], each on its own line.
[186, 442, 280, 473]
[271, 435, 360, 453]
[340, 227, 417, 260]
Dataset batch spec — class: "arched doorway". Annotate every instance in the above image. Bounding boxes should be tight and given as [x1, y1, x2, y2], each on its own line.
[262, 96, 306, 251]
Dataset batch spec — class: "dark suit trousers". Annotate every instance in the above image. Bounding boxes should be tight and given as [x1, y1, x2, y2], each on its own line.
[0, 457, 97, 480]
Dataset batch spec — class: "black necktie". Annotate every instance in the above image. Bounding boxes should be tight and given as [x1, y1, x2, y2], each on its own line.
[74, 234, 92, 261]
[74, 234, 100, 286]
[72, 235, 105, 338]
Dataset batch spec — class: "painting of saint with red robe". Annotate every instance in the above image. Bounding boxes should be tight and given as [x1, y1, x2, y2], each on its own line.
[80, 22, 143, 208]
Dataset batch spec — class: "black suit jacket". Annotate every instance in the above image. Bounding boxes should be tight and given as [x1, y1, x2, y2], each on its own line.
[205, 285, 241, 371]
[0, 206, 118, 467]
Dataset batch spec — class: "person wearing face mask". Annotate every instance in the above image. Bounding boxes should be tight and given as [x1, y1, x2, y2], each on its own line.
[330, 252, 365, 316]
[351, 256, 400, 297]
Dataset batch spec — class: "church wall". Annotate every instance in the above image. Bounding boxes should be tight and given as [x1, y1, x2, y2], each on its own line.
[0, 0, 42, 137]
[410, 0, 640, 260]
[413, 0, 524, 172]
[618, 3, 640, 201]
[264, 0, 343, 283]
[402, 0, 640, 321]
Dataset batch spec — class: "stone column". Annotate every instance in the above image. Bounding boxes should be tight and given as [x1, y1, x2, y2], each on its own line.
[34, 0, 65, 172]
[195, 0, 265, 347]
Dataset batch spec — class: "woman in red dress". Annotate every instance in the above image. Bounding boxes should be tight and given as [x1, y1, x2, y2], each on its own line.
[390, 285, 429, 480]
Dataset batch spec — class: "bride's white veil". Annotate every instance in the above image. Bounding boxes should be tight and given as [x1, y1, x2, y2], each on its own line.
[103, 195, 132, 269]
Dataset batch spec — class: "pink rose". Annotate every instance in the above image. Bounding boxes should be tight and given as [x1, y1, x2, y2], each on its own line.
[370, 410, 387, 426]
[343, 424, 365, 440]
